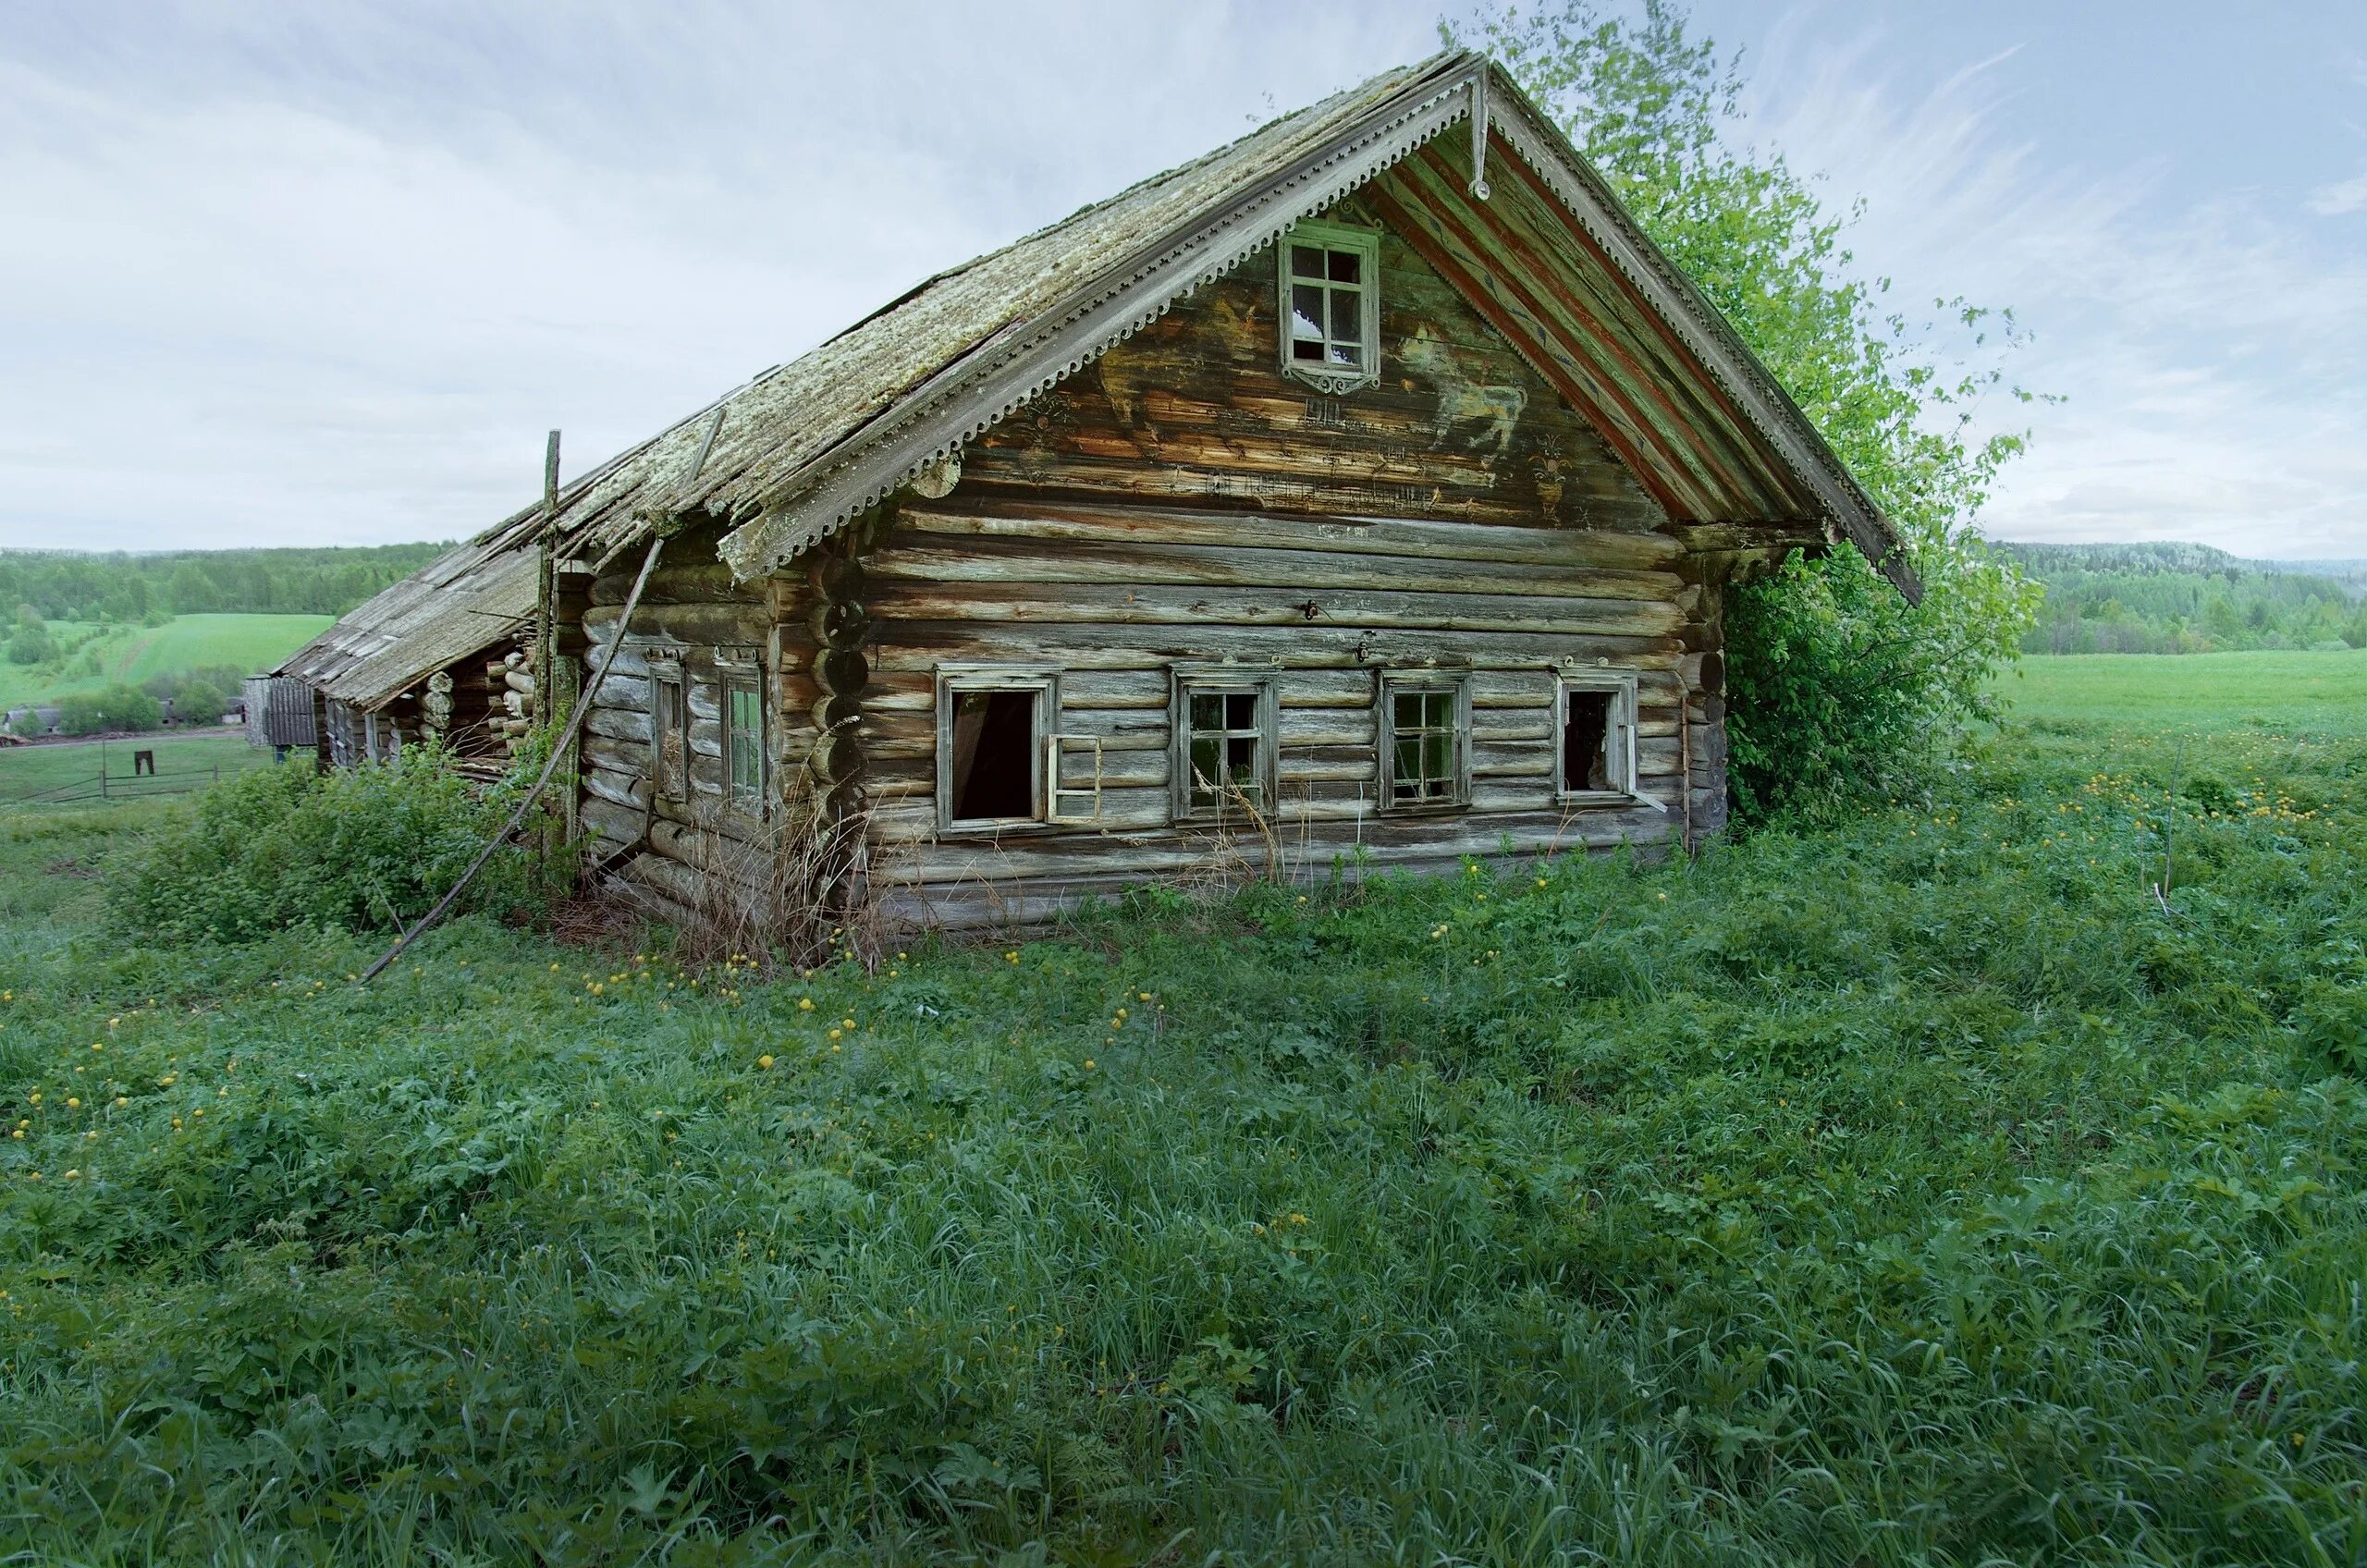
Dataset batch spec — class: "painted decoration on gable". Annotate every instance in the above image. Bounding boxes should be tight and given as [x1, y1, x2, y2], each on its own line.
[1399, 323, 1526, 463]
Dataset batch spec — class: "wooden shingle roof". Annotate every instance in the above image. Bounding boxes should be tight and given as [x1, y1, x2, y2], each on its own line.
[515, 48, 1912, 599]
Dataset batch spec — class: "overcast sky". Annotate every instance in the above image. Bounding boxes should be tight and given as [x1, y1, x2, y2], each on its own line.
[2, 1, 2361, 559]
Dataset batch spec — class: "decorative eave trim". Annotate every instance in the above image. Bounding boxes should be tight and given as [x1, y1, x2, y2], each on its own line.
[715, 61, 1484, 582]
[1484, 85, 1920, 603]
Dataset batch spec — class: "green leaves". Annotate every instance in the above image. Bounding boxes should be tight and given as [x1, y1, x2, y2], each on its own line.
[1464, 2, 2043, 817]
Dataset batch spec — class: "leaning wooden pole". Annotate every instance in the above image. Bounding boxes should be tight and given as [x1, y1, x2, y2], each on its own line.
[360, 533, 668, 984]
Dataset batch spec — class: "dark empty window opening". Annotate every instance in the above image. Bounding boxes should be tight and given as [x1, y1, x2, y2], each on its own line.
[949, 689, 1037, 822]
[1562, 688, 1616, 793]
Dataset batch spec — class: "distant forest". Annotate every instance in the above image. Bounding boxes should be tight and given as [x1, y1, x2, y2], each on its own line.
[1999, 541, 2367, 655]
[0, 544, 449, 623]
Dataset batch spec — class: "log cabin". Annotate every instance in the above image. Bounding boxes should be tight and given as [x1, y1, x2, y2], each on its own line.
[451, 50, 1919, 931]
[275, 521, 546, 775]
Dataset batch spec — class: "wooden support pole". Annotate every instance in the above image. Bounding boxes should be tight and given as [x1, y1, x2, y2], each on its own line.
[360, 533, 667, 984]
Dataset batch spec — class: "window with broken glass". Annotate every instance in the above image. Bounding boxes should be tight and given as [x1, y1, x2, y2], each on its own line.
[1554, 672, 1637, 802]
[1380, 674, 1469, 811]
[1278, 220, 1380, 394]
[724, 676, 765, 815]
[1174, 674, 1275, 820]
[650, 664, 688, 802]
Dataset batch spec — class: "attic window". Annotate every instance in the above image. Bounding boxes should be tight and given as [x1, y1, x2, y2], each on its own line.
[1279, 220, 1380, 395]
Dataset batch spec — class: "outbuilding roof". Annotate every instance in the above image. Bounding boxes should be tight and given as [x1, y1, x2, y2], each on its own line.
[275, 519, 540, 711]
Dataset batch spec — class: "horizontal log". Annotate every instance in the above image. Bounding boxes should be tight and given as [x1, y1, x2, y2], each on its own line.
[582, 602, 772, 646]
[583, 765, 650, 812]
[867, 534, 1686, 606]
[871, 623, 1682, 672]
[868, 581, 1680, 639]
[869, 804, 1677, 890]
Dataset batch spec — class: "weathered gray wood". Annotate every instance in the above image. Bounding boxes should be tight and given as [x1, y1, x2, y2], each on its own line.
[869, 582, 1682, 639]
[901, 499, 1682, 570]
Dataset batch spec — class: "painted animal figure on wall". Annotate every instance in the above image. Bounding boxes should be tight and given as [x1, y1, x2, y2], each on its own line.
[1401, 323, 1526, 462]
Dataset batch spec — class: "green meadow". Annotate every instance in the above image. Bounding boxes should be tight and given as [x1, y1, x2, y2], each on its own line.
[0, 656, 2360, 1564]
[0, 734, 268, 813]
[0, 613, 329, 711]
[2004, 647, 2367, 733]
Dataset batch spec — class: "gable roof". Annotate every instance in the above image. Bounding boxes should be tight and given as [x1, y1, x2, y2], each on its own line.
[517, 49, 1915, 600]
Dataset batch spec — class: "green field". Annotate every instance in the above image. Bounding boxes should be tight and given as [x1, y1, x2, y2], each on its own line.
[0, 657, 2361, 1563]
[2003, 647, 2367, 733]
[0, 733, 267, 813]
[0, 613, 329, 710]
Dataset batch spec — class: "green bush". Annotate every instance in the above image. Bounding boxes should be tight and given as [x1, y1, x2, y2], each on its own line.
[55, 683, 160, 735]
[168, 677, 228, 724]
[1468, 2, 2042, 818]
[104, 743, 542, 944]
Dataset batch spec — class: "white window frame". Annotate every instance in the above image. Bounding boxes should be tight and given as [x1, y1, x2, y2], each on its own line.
[1047, 733, 1105, 825]
[1552, 670, 1641, 805]
[1277, 219, 1381, 396]
[1171, 668, 1279, 823]
[936, 668, 1056, 836]
[1378, 670, 1471, 814]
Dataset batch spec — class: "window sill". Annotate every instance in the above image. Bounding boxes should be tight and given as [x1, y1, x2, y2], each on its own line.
[938, 817, 1058, 839]
[1554, 790, 1660, 812]
[1378, 797, 1470, 816]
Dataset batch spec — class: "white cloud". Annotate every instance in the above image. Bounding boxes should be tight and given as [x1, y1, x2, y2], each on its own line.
[0, 1, 1439, 550]
[2, 2, 2358, 561]
[1735, 15, 2367, 559]
[2307, 170, 2367, 215]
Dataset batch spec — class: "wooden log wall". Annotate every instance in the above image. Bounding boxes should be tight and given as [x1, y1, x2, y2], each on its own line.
[850, 213, 1735, 929]
[573, 521, 799, 925]
[558, 191, 1773, 934]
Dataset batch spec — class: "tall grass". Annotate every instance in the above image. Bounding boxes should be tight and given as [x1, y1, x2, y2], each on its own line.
[0, 711, 2361, 1563]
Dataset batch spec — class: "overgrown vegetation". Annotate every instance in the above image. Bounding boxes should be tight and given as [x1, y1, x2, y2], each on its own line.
[0, 664, 2360, 1563]
[102, 743, 543, 945]
[1462, 2, 2042, 817]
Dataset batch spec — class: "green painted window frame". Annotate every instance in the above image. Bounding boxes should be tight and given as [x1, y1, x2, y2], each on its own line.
[723, 675, 765, 815]
[1278, 219, 1381, 395]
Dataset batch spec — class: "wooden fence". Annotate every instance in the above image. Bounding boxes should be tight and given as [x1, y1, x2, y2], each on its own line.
[5, 765, 225, 808]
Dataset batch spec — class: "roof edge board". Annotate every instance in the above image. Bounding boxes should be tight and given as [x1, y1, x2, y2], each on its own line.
[1482, 77, 1920, 600]
[716, 58, 1484, 581]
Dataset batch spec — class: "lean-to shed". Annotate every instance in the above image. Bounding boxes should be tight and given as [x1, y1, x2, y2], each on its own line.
[479, 49, 1916, 929]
